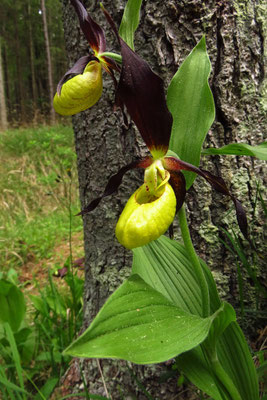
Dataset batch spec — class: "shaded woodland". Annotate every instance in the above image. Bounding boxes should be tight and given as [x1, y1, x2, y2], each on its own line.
[0, 0, 67, 128]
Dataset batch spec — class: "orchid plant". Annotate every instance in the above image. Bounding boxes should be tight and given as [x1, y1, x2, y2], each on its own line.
[54, 1, 265, 399]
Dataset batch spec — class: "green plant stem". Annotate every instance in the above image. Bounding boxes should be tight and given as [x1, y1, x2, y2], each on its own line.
[100, 52, 122, 63]
[211, 357, 242, 400]
[178, 205, 210, 317]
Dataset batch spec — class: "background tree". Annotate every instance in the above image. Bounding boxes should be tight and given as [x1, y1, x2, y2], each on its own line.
[59, 0, 266, 398]
[40, 0, 56, 125]
[0, 38, 8, 131]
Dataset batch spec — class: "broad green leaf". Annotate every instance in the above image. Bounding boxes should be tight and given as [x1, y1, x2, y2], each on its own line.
[0, 280, 26, 332]
[29, 294, 47, 315]
[167, 36, 215, 189]
[133, 236, 259, 400]
[64, 275, 217, 364]
[175, 346, 225, 400]
[46, 295, 66, 317]
[202, 142, 267, 160]
[132, 235, 221, 315]
[119, 0, 142, 50]
[15, 327, 36, 365]
[216, 322, 259, 400]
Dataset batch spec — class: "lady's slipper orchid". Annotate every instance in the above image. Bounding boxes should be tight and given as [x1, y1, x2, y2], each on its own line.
[53, 0, 119, 116]
[115, 183, 176, 249]
[78, 6, 248, 249]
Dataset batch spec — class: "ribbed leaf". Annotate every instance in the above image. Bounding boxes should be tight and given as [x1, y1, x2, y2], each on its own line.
[205, 301, 236, 351]
[132, 236, 259, 400]
[202, 142, 267, 160]
[167, 36, 215, 189]
[119, 0, 142, 50]
[64, 275, 217, 364]
[0, 280, 25, 332]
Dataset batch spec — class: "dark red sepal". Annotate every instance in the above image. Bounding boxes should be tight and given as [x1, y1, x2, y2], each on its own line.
[101, 56, 121, 73]
[169, 171, 186, 212]
[116, 41, 173, 156]
[101, 5, 172, 155]
[78, 157, 152, 215]
[57, 55, 94, 95]
[70, 0, 106, 53]
[164, 157, 248, 239]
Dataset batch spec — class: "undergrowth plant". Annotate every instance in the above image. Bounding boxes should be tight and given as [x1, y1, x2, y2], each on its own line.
[0, 266, 84, 399]
[52, 1, 267, 399]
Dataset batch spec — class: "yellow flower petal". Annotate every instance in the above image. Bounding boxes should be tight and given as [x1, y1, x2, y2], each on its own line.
[115, 183, 176, 249]
[53, 60, 102, 116]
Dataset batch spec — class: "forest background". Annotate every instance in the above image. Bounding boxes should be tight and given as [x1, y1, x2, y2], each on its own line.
[0, 0, 67, 129]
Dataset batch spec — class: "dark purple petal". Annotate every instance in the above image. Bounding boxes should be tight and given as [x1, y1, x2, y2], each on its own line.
[101, 56, 121, 73]
[71, 0, 106, 53]
[101, 5, 172, 155]
[78, 158, 152, 215]
[100, 5, 120, 42]
[57, 55, 93, 95]
[164, 157, 248, 239]
[100, 59, 120, 91]
[116, 41, 173, 156]
[169, 171, 186, 212]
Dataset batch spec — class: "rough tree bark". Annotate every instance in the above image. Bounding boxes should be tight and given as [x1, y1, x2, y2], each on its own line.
[59, 0, 266, 398]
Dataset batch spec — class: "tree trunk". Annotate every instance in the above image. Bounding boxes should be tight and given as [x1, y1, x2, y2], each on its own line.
[0, 38, 8, 131]
[27, 1, 38, 124]
[60, 0, 266, 398]
[2, 41, 10, 117]
[14, 11, 26, 123]
[41, 0, 56, 125]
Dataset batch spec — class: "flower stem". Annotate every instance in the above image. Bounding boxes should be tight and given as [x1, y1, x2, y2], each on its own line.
[211, 356, 242, 400]
[178, 205, 210, 317]
[101, 52, 122, 63]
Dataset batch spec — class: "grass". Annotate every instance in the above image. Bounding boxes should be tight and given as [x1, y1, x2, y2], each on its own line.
[0, 125, 83, 269]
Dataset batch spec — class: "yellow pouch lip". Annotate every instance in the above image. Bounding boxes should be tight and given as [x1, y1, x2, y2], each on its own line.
[53, 60, 103, 116]
[115, 183, 176, 249]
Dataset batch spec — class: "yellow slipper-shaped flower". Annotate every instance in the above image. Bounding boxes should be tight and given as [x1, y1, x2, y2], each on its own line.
[53, 60, 102, 116]
[115, 183, 176, 249]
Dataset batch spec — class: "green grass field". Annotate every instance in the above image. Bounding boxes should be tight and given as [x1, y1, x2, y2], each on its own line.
[0, 125, 83, 270]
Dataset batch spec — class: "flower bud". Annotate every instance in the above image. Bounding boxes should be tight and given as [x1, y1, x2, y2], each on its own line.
[53, 60, 102, 116]
[115, 183, 176, 249]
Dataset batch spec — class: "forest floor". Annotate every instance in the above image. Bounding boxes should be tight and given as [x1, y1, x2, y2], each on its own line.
[18, 231, 84, 294]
